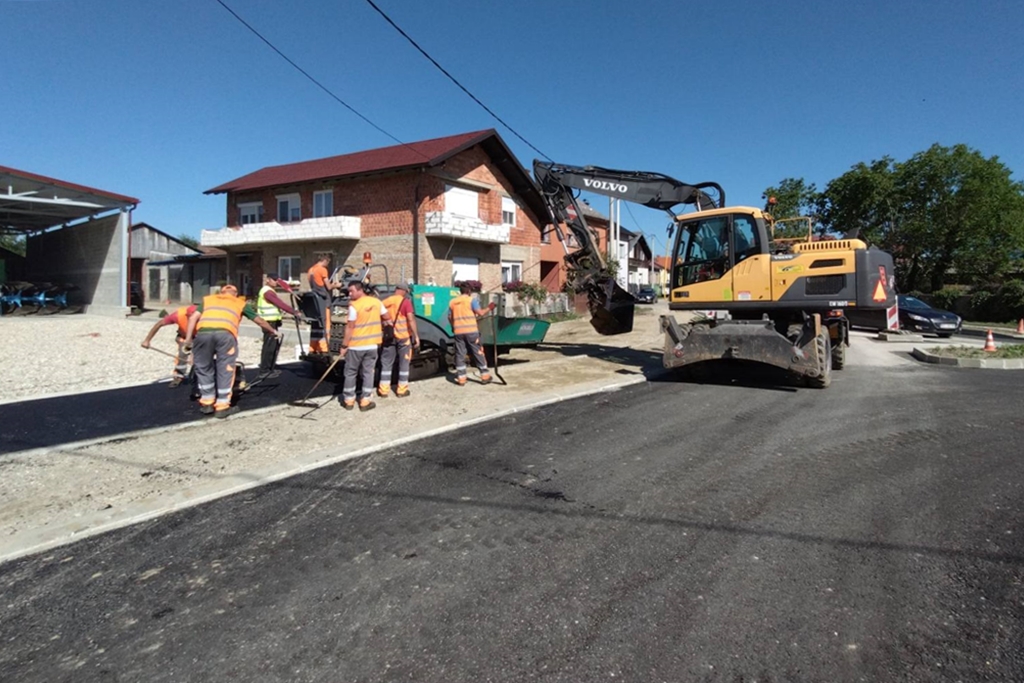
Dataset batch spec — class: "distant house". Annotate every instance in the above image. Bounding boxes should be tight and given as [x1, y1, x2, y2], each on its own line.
[539, 199, 611, 293]
[129, 223, 199, 305]
[201, 129, 548, 296]
[621, 229, 653, 289]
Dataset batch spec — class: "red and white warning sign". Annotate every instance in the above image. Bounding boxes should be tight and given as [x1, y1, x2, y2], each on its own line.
[886, 301, 900, 330]
[872, 265, 888, 303]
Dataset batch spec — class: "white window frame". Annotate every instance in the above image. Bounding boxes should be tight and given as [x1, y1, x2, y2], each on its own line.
[313, 190, 333, 218]
[278, 256, 302, 284]
[501, 260, 523, 284]
[445, 184, 479, 219]
[276, 193, 301, 223]
[238, 201, 264, 225]
[501, 196, 517, 227]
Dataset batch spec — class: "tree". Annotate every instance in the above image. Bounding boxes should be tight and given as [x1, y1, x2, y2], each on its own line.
[762, 177, 822, 239]
[176, 233, 200, 250]
[817, 144, 1024, 292]
[0, 233, 27, 256]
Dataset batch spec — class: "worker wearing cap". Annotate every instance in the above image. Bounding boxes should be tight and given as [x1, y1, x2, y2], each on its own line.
[307, 255, 332, 354]
[256, 272, 300, 380]
[448, 283, 495, 386]
[140, 303, 201, 388]
[378, 281, 420, 398]
[183, 284, 278, 418]
[339, 280, 392, 412]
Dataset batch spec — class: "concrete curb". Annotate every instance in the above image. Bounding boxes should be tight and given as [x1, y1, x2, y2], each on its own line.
[911, 347, 1024, 369]
[875, 332, 925, 342]
[959, 326, 1024, 341]
[0, 373, 653, 566]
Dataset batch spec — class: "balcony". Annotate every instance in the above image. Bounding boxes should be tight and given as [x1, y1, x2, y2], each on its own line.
[424, 211, 509, 244]
[200, 215, 361, 247]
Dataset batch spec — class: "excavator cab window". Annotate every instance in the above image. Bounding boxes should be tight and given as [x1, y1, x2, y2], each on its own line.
[674, 216, 730, 287]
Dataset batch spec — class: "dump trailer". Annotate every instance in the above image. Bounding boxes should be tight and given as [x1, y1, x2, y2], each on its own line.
[533, 160, 896, 387]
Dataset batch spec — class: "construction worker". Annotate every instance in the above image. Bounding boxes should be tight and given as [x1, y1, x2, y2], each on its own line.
[307, 254, 332, 354]
[448, 283, 496, 386]
[256, 272, 301, 380]
[183, 284, 279, 418]
[339, 280, 392, 412]
[378, 281, 420, 398]
[140, 303, 200, 388]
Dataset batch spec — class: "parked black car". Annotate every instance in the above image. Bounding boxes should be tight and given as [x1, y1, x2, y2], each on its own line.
[635, 286, 657, 304]
[846, 294, 962, 337]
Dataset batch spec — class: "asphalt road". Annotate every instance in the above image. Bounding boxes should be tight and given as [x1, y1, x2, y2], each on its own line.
[2, 359, 1023, 681]
[0, 363, 334, 455]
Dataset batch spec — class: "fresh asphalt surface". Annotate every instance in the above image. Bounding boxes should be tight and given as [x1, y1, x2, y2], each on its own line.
[3, 354, 1024, 680]
[0, 363, 333, 455]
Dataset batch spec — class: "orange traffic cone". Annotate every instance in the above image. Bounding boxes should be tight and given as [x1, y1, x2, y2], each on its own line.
[983, 329, 997, 353]
[1016, 318, 1024, 335]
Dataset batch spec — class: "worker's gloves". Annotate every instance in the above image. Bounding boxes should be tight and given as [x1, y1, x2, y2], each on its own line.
[182, 343, 193, 353]
[488, 302, 497, 312]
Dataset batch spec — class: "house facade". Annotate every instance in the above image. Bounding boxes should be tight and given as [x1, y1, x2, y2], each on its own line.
[129, 222, 199, 305]
[201, 130, 547, 296]
[539, 200, 610, 293]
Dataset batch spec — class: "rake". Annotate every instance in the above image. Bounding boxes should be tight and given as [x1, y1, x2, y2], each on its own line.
[288, 354, 343, 408]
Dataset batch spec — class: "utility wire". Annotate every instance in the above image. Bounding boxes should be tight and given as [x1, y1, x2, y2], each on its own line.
[212, 0, 429, 160]
[363, 0, 551, 162]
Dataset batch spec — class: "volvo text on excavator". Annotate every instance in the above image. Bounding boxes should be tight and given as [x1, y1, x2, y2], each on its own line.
[533, 160, 896, 387]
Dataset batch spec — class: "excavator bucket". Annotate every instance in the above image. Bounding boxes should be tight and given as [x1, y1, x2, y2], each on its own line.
[587, 277, 635, 335]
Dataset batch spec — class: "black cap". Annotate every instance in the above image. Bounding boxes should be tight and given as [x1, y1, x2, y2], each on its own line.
[266, 272, 278, 280]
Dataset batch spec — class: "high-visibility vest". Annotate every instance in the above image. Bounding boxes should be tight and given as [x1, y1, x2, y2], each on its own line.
[382, 294, 410, 341]
[349, 296, 384, 347]
[257, 285, 282, 322]
[174, 305, 194, 337]
[197, 294, 247, 337]
[450, 294, 478, 335]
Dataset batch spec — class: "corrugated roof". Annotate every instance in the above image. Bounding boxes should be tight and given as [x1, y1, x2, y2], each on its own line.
[206, 129, 497, 195]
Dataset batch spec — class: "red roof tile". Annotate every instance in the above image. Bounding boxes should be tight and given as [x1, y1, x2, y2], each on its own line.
[206, 129, 498, 195]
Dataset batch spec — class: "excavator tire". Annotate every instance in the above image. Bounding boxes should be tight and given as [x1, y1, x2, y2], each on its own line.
[831, 341, 847, 371]
[804, 331, 832, 389]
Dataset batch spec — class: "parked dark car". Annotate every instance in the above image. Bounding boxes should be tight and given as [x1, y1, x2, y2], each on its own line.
[635, 286, 657, 304]
[129, 281, 145, 309]
[846, 294, 961, 337]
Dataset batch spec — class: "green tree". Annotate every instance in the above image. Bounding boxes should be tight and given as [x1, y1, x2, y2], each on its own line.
[0, 233, 27, 256]
[817, 144, 1024, 292]
[176, 233, 200, 249]
[762, 177, 822, 239]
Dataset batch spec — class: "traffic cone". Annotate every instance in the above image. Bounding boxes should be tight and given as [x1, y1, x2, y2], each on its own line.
[1016, 318, 1024, 335]
[983, 329, 997, 353]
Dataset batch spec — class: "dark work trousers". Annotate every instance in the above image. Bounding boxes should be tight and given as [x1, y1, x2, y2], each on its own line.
[454, 332, 489, 379]
[259, 320, 283, 374]
[192, 330, 238, 411]
[342, 347, 378, 405]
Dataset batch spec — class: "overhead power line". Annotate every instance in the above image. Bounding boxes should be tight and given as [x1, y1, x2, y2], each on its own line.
[363, 0, 551, 162]
[212, 0, 429, 161]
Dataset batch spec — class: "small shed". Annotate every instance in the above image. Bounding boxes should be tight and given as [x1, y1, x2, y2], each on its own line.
[129, 223, 199, 306]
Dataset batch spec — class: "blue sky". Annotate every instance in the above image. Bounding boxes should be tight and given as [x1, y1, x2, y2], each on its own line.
[4, 0, 1022, 256]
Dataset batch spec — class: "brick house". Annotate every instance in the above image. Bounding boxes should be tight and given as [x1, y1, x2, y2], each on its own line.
[201, 129, 549, 296]
[539, 199, 610, 293]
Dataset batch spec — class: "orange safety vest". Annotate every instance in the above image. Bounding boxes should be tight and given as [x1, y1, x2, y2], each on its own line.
[349, 296, 384, 347]
[450, 294, 478, 335]
[382, 294, 410, 341]
[174, 306, 193, 337]
[197, 294, 246, 337]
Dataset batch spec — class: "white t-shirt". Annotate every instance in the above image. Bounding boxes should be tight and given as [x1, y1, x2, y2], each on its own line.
[347, 300, 389, 350]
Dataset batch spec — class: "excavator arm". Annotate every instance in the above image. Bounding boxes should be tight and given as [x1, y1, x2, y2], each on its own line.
[532, 160, 724, 335]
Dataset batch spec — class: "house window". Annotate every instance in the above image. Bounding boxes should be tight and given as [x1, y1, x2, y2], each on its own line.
[313, 190, 333, 218]
[445, 184, 479, 218]
[238, 202, 264, 225]
[501, 196, 517, 226]
[501, 261, 522, 284]
[452, 256, 479, 283]
[277, 193, 301, 223]
[541, 227, 551, 244]
[278, 256, 302, 284]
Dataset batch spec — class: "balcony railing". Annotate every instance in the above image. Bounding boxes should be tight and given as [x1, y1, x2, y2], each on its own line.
[201, 215, 360, 247]
[424, 211, 509, 244]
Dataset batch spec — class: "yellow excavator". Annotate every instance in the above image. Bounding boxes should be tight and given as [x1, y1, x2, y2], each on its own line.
[534, 160, 896, 387]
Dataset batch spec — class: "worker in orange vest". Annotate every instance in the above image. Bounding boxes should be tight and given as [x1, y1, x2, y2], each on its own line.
[448, 282, 496, 386]
[338, 280, 393, 411]
[378, 281, 420, 398]
[141, 303, 200, 388]
[183, 284, 279, 418]
[307, 254, 332, 353]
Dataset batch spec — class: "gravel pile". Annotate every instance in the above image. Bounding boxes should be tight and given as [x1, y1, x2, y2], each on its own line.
[0, 314, 266, 401]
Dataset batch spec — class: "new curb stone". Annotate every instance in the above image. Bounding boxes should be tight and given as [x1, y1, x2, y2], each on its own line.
[877, 331, 925, 342]
[912, 347, 1024, 369]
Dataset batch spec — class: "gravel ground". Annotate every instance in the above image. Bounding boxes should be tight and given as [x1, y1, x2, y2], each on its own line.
[0, 314, 266, 401]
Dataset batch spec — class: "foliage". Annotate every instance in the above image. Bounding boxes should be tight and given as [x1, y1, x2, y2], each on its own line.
[816, 144, 1024, 292]
[176, 233, 200, 249]
[928, 285, 968, 312]
[502, 280, 549, 304]
[453, 279, 482, 293]
[0, 233, 27, 256]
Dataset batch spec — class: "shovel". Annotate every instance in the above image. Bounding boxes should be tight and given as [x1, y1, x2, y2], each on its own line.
[289, 354, 343, 408]
[145, 345, 180, 360]
[275, 278, 307, 353]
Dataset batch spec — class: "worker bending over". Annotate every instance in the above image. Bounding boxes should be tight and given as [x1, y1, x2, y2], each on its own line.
[256, 272, 301, 380]
[378, 281, 420, 398]
[184, 284, 278, 418]
[339, 280, 392, 412]
[140, 303, 199, 388]
[307, 254, 332, 354]
[448, 283, 495, 386]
